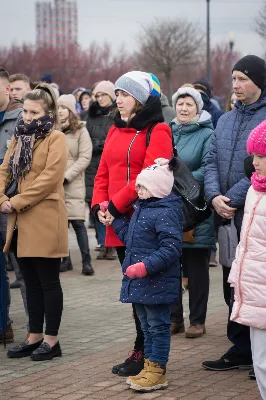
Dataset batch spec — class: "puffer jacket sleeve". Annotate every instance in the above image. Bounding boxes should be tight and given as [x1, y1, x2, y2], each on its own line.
[112, 215, 129, 245]
[204, 129, 222, 203]
[142, 208, 183, 276]
[65, 126, 92, 183]
[225, 177, 251, 208]
[110, 124, 173, 215]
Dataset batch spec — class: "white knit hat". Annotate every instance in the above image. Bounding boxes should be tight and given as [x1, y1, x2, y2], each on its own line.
[115, 71, 153, 105]
[172, 87, 204, 113]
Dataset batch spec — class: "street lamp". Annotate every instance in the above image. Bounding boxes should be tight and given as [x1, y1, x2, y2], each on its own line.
[229, 32, 234, 88]
[206, 0, 211, 82]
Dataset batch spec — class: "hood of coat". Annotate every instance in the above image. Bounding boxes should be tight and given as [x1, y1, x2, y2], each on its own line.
[136, 193, 181, 213]
[160, 93, 171, 108]
[114, 95, 164, 130]
[88, 100, 115, 118]
[170, 110, 213, 134]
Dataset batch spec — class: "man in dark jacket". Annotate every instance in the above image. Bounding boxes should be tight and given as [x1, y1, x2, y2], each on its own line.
[204, 55, 266, 373]
[193, 79, 224, 128]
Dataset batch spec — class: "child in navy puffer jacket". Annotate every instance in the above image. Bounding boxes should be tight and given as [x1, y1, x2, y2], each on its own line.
[111, 158, 182, 393]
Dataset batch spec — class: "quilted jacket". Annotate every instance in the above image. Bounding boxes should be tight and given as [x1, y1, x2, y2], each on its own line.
[112, 194, 183, 305]
[204, 89, 266, 233]
[229, 186, 266, 329]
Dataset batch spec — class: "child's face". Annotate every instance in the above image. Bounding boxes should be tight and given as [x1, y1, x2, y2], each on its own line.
[253, 153, 266, 177]
[135, 184, 153, 199]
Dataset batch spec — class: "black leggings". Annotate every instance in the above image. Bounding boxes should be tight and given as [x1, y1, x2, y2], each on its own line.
[18, 257, 63, 336]
[116, 247, 144, 351]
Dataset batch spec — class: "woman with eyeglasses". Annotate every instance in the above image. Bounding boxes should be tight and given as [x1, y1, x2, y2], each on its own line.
[225, 91, 238, 112]
[85, 81, 117, 260]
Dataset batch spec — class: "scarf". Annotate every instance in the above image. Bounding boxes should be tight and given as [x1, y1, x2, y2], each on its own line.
[9, 113, 55, 180]
[251, 171, 266, 192]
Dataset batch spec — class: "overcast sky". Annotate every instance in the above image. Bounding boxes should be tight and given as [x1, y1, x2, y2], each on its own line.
[0, 0, 265, 56]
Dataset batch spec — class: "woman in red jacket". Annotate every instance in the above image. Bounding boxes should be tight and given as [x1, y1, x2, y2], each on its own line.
[91, 71, 173, 377]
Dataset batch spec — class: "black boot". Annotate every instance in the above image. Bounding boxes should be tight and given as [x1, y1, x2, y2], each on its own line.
[60, 255, 73, 272]
[81, 251, 94, 276]
[112, 350, 144, 377]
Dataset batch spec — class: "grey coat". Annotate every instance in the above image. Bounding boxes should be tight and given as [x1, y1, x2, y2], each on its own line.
[0, 99, 22, 162]
[160, 93, 176, 124]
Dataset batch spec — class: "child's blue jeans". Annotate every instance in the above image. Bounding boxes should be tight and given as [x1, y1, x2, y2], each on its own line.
[135, 303, 171, 366]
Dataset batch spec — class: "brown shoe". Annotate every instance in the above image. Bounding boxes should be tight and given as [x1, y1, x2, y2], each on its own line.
[170, 322, 185, 335]
[0, 324, 14, 344]
[96, 246, 107, 260]
[186, 324, 206, 338]
[105, 247, 117, 260]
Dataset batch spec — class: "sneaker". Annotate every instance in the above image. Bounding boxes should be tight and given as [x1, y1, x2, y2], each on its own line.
[202, 353, 253, 371]
[249, 368, 256, 380]
[186, 324, 206, 338]
[130, 361, 168, 392]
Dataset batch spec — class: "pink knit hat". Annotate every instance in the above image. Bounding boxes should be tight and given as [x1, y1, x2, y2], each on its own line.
[247, 120, 266, 156]
[93, 80, 115, 102]
[136, 158, 174, 198]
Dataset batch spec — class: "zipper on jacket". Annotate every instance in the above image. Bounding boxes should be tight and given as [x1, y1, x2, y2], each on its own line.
[127, 131, 140, 185]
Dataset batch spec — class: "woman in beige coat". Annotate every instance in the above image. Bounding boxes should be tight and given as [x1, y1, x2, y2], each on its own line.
[0, 84, 68, 361]
[58, 95, 94, 276]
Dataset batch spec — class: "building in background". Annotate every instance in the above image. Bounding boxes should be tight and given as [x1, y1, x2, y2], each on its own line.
[36, 0, 78, 50]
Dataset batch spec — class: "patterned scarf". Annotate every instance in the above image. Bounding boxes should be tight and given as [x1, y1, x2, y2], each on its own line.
[9, 113, 55, 179]
[251, 171, 266, 192]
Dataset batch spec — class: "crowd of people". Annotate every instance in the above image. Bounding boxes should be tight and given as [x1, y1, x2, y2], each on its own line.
[0, 53, 266, 397]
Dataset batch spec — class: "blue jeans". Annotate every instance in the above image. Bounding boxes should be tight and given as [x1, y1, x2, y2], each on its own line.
[95, 219, 106, 246]
[135, 303, 171, 366]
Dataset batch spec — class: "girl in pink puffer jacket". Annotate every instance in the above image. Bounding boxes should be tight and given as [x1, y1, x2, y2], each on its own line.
[229, 119, 266, 400]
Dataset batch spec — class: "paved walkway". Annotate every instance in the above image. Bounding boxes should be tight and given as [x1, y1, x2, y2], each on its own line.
[0, 227, 260, 400]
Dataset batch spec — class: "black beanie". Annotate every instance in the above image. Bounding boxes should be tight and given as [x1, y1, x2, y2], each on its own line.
[232, 55, 266, 90]
[193, 79, 212, 98]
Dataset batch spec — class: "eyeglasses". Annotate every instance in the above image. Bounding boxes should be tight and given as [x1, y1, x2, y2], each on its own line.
[95, 93, 108, 99]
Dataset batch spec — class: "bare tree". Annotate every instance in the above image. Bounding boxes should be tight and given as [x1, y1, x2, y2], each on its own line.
[136, 18, 204, 97]
[254, 1, 266, 42]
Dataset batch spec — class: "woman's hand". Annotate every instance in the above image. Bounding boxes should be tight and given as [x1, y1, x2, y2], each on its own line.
[105, 210, 115, 225]
[98, 210, 107, 224]
[0, 201, 14, 214]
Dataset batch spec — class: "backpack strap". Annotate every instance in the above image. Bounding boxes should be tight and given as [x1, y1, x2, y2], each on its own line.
[145, 122, 177, 157]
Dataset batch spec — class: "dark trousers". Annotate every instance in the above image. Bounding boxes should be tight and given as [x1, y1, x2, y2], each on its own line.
[18, 257, 63, 336]
[69, 220, 90, 262]
[171, 248, 210, 325]
[222, 266, 252, 360]
[116, 246, 144, 351]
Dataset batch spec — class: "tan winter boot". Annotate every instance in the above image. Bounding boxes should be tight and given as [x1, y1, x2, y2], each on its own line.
[130, 360, 168, 392]
[126, 359, 149, 385]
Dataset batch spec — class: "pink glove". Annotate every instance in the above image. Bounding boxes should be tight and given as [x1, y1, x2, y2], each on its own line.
[125, 262, 147, 278]
[100, 201, 109, 212]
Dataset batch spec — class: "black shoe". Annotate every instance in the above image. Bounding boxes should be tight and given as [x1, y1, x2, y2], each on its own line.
[202, 353, 253, 371]
[60, 256, 73, 272]
[117, 350, 144, 377]
[112, 357, 133, 374]
[82, 261, 94, 276]
[31, 341, 62, 361]
[7, 339, 43, 358]
[10, 280, 20, 289]
[249, 368, 256, 380]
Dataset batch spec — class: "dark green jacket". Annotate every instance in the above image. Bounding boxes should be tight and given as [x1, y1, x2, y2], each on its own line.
[170, 111, 216, 249]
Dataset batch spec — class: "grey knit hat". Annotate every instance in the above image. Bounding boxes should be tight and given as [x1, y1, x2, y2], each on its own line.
[115, 71, 153, 105]
[172, 87, 204, 113]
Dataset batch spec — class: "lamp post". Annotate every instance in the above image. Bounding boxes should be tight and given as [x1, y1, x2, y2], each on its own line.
[229, 32, 234, 89]
[206, 0, 211, 82]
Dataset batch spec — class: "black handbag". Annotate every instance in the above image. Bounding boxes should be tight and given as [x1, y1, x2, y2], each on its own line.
[146, 124, 212, 232]
[5, 179, 18, 198]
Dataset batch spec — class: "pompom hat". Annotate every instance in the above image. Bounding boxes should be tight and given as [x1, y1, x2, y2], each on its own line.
[136, 158, 174, 198]
[115, 71, 153, 105]
[247, 120, 266, 156]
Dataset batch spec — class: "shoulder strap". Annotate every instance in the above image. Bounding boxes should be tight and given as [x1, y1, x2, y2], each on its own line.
[145, 122, 177, 157]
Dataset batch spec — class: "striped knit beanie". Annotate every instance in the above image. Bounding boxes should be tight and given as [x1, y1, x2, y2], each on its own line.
[115, 71, 153, 105]
[149, 73, 161, 97]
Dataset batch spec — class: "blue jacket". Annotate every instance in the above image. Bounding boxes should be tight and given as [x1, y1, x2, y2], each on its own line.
[204, 90, 266, 233]
[201, 92, 224, 129]
[170, 111, 216, 249]
[112, 194, 183, 305]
